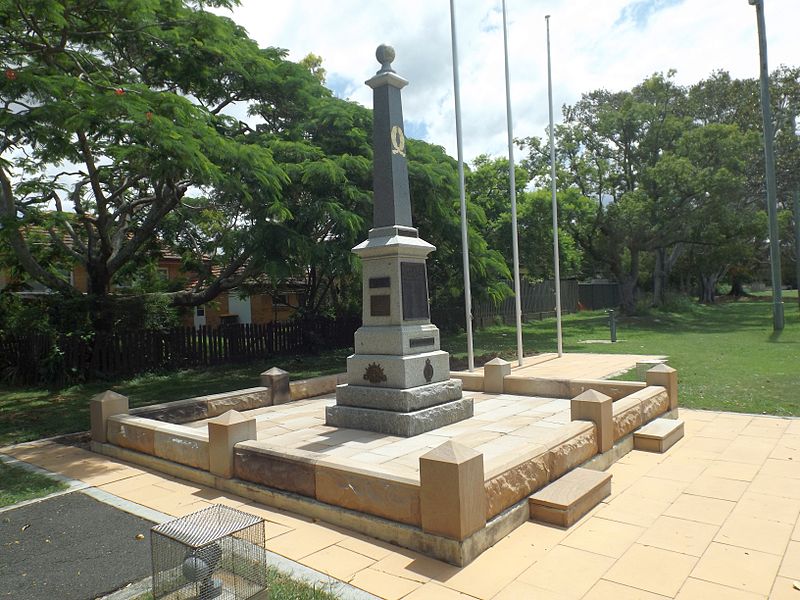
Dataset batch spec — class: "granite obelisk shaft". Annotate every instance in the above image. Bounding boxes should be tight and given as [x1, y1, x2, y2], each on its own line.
[367, 48, 413, 230]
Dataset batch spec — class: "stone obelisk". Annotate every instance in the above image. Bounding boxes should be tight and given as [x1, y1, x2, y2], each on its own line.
[325, 45, 473, 437]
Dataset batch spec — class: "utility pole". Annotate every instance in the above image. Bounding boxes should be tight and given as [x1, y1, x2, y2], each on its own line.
[749, 0, 784, 330]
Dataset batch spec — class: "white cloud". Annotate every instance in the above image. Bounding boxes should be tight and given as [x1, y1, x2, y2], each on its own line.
[216, 0, 799, 162]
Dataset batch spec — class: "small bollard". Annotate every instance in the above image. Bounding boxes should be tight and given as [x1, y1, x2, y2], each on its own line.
[608, 309, 617, 342]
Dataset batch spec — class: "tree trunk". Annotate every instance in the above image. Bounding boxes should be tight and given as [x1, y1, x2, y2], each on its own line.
[728, 277, 747, 297]
[652, 248, 665, 307]
[698, 274, 718, 304]
[619, 249, 640, 314]
[653, 245, 683, 307]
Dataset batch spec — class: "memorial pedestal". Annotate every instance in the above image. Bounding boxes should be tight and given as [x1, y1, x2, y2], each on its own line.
[324, 46, 472, 436]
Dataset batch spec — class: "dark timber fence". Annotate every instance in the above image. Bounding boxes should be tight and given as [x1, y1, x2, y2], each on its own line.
[0, 317, 360, 386]
[470, 279, 580, 328]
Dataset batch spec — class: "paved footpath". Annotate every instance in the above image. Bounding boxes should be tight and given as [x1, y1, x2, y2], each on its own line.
[3, 408, 800, 599]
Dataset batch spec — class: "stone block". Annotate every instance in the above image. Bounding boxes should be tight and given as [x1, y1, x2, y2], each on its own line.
[346, 351, 450, 389]
[205, 388, 270, 416]
[335, 379, 462, 412]
[354, 323, 441, 355]
[636, 359, 667, 380]
[529, 467, 612, 527]
[646, 364, 678, 410]
[634, 418, 685, 453]
[451, 371, 484, 392]
[568, 379, 646, 400]
[419, 441, 486, 540]
[612, 397, 643, 440]
[130, 398, 208, 424]
[261, 367, 290, 405]
[315, 462, 421, 527]
[325, 395, 473, 437]
[637, 387, 670, 423]
[484, 445, 550, 520]
[208, 410, 257, 478]
[153, 423, 209, 470]
[289, 376, 339, 401]
[571, 389, 613, 452]
[90, 390, 129, 442]
[233, 442, 316, 497]
[504, 376, 570, 398]
[483, 358, 511, 394]
[546, 422, 599, 479]
[106, 415, 156, 454]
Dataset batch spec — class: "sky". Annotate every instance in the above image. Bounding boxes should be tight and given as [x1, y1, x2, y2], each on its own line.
[214, 0, 799, 164]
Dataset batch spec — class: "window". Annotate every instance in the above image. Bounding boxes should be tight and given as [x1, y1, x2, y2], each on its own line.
[196, 306, 205, 317]
[157, 267, 169, 280]
[272, 293, 290, 307]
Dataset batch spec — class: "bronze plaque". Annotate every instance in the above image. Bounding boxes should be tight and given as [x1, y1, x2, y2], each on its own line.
[409, 337, 435, 348]
[401, 262, 429, 320]
[369, 277, 391, 289]
[370, 294, 391, 317]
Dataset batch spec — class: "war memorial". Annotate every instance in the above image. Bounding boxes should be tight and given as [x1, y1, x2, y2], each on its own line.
[87, 46, 683, 567]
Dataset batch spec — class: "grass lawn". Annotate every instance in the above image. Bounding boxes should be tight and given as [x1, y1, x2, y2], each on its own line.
[444, 293, 800, 416]
[0, 460, 68, 508]
[128, 567, 340, 600]
[1, 295, 798, 446]
[0, 348, 350, 447]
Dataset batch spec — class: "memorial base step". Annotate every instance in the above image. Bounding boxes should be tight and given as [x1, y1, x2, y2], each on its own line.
[528, 467, 612, 527]
[325, 396, 474, 437]
[634, 418, 685, 453]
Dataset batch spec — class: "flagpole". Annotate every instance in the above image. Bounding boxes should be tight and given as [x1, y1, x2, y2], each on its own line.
[501, 0, 524, 367]
[449, 0, 475, 371]
[546, 15, 563, 357]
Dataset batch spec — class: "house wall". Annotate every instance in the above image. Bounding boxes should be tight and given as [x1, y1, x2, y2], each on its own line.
[181, 291, 301, 328]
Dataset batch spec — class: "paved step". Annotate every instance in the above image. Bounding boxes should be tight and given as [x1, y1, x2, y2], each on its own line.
[634, 418, 685, 453]
[528, 467, 612, 527]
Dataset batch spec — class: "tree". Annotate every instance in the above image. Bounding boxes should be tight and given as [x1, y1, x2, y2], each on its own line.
[465, 154, 529, 269]
[407, 141, 511, 313]
[0, 0, 323, 334]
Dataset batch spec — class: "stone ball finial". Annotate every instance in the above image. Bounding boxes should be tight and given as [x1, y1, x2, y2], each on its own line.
[376, 44, 396, 73]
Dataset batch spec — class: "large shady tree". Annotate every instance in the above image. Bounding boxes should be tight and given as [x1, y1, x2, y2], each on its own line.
[0, 0, 327, 333]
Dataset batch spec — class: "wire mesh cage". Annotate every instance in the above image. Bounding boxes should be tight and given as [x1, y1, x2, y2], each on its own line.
[151, 504, 267, 600]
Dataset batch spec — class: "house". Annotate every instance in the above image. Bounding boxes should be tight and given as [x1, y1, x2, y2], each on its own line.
[1, 240, 302, 328]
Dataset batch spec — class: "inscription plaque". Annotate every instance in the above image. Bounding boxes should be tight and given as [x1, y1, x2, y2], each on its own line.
[370, 294, 391, 317]
[369, 277, 390, 289]
[401, 262, 429, 320]
[409, 337, 435, 349]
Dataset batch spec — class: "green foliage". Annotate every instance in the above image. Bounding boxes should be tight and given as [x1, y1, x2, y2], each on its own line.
[519, 67, 800, 312]
[0, 0, 320, 332]
[409, 142, 511, 309]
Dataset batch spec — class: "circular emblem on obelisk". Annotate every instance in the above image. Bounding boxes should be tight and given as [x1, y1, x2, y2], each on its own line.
[390, 125, 406, 157]
[364, 362, 387, 384]
[423, 358, 434, 383]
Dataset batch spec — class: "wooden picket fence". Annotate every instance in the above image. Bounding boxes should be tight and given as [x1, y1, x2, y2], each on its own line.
[0, 317, 360, 385]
